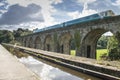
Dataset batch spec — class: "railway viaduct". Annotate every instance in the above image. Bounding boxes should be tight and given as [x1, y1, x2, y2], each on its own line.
[17, 15, 120, 59]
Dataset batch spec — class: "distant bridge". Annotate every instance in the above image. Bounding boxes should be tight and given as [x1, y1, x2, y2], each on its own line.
[17, 10, 120, 59]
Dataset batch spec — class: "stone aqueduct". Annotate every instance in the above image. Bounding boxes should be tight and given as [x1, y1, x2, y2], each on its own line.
[18, 15, 120, 59]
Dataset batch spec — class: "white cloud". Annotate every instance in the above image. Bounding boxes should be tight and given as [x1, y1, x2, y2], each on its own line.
[51, 0, 63, 4]
[40, 64, 54, 80]
[39, 1, 56, 27]
[0, 10, 7, 14]
[68, 2, 97, 19]
[79, 1, 97, 17]
[0, 3, 4, 6]
[0, 4, 44, 25]
[103, 31, 113, 36]
[6, 0, 59, 30]
[3, 0, 119, 31]
[68, 11, 80, 19]
[77, 0, 96, 4]
[112, 0, 120, 6]
[68, 9, 97, 19]
[7, 0, 45, 7]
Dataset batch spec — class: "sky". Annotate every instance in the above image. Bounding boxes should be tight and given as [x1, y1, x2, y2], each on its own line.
[0, 0, 120, 31]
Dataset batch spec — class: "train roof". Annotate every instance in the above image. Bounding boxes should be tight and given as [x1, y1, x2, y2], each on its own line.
[33, 10, 115, 33]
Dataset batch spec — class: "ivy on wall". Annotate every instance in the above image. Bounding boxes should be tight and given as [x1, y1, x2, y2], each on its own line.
[53, 32, 58, 45]
[74, 30, 81, 49]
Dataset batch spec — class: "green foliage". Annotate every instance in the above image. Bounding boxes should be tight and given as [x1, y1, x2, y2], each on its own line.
[115, 32, 120, 43]
[53, 33, 58, 44]
[97, 35, 120, 60]
[107, 36, 120, 60]
[74, 30, 81, 48]
[108, 48, 120, 60]
[13, 28, 32, 38]
[96, 49, 108, 60]
[0, 30, 14, 43]
[70, 50, 76, 56]
[74, 30, 81, 56]
[53, 33, 59, 52]
[107, 36, 119, 52]
[70, 39, 75, 50]
[0, 28, 32, 44]
[97, 34, 120, 60]
[97, 36, 110, 49]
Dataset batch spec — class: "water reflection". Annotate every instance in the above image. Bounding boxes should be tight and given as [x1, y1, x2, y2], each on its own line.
[19, 56, 101, 80]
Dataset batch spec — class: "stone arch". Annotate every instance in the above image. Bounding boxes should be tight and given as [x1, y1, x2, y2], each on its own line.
[28, 37, 33, 48]
[59, 32, 72, 54]
[34, 36, 42, 49]
[81, 28, 114, 59]
[44, 35, 53, 51]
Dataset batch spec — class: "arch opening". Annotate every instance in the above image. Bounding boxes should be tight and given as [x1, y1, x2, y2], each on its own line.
[44, 35, 52, 51]
[34, 36, 42, 49]
[96, 31, 113, 60]
[81, 28, 109, 59]
[70, 39, 76, 56]
[59, 33, 72, 55]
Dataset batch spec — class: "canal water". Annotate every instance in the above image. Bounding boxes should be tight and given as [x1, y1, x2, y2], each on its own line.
[7, 47, 102, 80]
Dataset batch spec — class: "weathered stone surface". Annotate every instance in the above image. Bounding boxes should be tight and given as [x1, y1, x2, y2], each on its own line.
[18, 15, 120, 59]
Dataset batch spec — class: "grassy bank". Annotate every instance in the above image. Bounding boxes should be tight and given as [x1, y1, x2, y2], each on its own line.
[96, 49, 108, 60]
[70, 50, 76, 56]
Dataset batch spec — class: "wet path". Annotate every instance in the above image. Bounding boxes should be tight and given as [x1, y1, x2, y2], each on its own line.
[0, 44, 40, 80]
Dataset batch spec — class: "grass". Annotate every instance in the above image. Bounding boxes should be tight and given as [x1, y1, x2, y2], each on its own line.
[70, 50, 76, 56]
[96, 49, 108, 60]
[70, 49, 108, 60]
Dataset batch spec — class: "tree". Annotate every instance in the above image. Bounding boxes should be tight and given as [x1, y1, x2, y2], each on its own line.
[97, 35, 109, 49]
[13, 28, 33, 38]
[0, 28, 32, 44]
[0, 30, 14, 43]
[107, 36, 119, 52]
[107, 36, 120, 60]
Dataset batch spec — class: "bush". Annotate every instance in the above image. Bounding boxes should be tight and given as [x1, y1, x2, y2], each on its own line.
[108, 48, 120, 60]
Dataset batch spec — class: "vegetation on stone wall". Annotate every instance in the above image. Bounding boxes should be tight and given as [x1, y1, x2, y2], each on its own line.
[74, 30, 81, 48]
[53, 33, 59, 52]
[70, 39, 75, 50]
[74, 30, 81, 56]
[53, 33, 58, 45]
